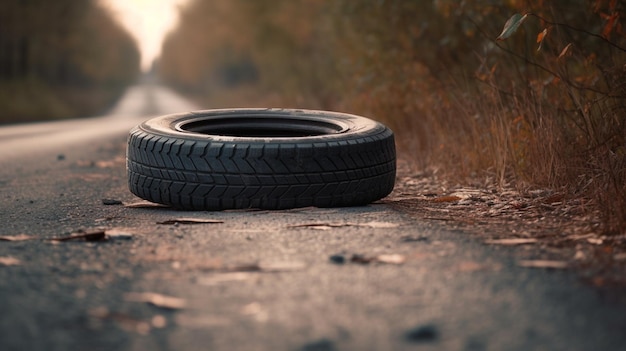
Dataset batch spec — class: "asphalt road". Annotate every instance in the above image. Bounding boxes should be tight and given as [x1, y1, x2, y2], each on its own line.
[0, 83, 625, 351]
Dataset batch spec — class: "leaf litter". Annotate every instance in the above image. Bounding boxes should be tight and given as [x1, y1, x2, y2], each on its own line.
[0, 234, 36, 242]
[1, 228, 137, 243]
[518, 260, 569, 269]
[288, 221, 399, 230]
[330, 253, 406, 265]
[0, 256, 21, 266]
[124, 200, 169, 209]
[124, 292, 187, 310]
[389, 160, 626, 284]
[156, 218, 224, 225]
[485, 238, 539, 246]
[50, 230, 107, 242]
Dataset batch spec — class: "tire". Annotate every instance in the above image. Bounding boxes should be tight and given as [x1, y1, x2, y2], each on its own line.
[126, 108, 396, 210]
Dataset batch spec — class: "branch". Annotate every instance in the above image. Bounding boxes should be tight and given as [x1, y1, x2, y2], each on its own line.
[527, 13, 626, 54]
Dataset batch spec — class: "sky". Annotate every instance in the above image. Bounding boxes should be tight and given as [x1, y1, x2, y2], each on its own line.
[99, 0, 191, 71]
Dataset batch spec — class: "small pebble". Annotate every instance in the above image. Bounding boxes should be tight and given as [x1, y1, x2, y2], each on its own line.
[102, 199, 123, 205]
[405, 324, 439, 342]
[329, 254, 346, 264]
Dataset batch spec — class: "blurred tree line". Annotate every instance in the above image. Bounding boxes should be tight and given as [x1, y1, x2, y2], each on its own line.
[161, 0, 625, 232]
[0, 0, 140, 123]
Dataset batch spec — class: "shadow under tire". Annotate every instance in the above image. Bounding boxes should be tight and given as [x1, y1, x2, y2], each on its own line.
[126, 108, 396, 210]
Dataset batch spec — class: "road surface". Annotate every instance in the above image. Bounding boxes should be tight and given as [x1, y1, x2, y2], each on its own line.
[0, 83, 625, 351]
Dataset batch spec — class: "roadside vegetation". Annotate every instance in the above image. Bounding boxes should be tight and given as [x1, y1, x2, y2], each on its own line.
[0, 0, 140, 124]
[160, 0, 625, 234]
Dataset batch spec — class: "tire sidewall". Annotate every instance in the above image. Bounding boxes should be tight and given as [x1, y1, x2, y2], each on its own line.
[135, 108, 386, 143]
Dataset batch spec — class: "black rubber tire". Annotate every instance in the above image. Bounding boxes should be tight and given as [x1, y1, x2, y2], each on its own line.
[126, 108, 396, 210]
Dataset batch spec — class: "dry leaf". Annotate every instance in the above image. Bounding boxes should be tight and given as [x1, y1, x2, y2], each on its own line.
[196, 272, 256, 286]
[157, 218, 224, 225]
[220, 261, 306, 273]
[288, 223, 347, 230]
[0, 256, 21, 266]
[574, 251, 586, 260]
[485, 238, 538, 246]
[376, 254, 406, 264]
[105, 228, 134, 240]
[124, 200, 169, 208]
[518, 260, 568, 269]
[288, 221, 399, 230]
[587, 238, 603, 245]
[432, 195, 462, 203]
[357, 221, 399, 229]
[536, 28, 548, 43]
[558, 43, 573, 60]
[124, 292, 187, 310]
[342, 253, 406, 265]
[50, 230, 106, 242]
[0, 234, 36, 242]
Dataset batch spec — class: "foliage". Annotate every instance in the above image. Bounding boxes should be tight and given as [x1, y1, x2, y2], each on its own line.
[160, 0, 626, 233]
[0, 0, 140, 123]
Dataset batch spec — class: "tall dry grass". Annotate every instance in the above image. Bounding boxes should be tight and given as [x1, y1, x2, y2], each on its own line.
[161, 0, 626, 233]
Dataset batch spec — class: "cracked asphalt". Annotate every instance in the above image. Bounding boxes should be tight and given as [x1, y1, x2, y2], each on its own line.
[0, 83, 625, 351]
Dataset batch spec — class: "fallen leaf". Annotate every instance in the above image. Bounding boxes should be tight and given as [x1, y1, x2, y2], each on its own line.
[124, 292, 186, 310]
[124, 200, 169, 208]
[287, 223, 347, 230]
[196, 272, 256, 286]
[574, 251, 586, 260]
[375, 254, 406, 264]
[340, 253, 406, 265]
[221, 261, 306, 273]
[0, 256, 21, 266]
[401, 236, 429, 243]
[432, 195, 462, 203]
[288, 221, 399, 230]
[357, 221, 400, 229]
[350, 254, 374, 264]
[0, 234, 36, 242]
[50, 230, 106, 242]
[518, 260, 568, 269]
[587, 238, 603, 245]
[105, 228, 134, 240]
[484, 238, 538, 246]
[156, 218, 224, 225]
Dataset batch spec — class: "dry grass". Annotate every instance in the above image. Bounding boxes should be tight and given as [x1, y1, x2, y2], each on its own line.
[160, 0, 626, 235]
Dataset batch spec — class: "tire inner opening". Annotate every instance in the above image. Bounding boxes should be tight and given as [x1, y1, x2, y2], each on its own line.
[179, 117, 347, 137]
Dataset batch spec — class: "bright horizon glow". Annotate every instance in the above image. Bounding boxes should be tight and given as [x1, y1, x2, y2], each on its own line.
[99, 0, 190, 72]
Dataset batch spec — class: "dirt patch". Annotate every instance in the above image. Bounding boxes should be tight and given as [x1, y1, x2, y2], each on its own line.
[387, 160, 626, 288]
